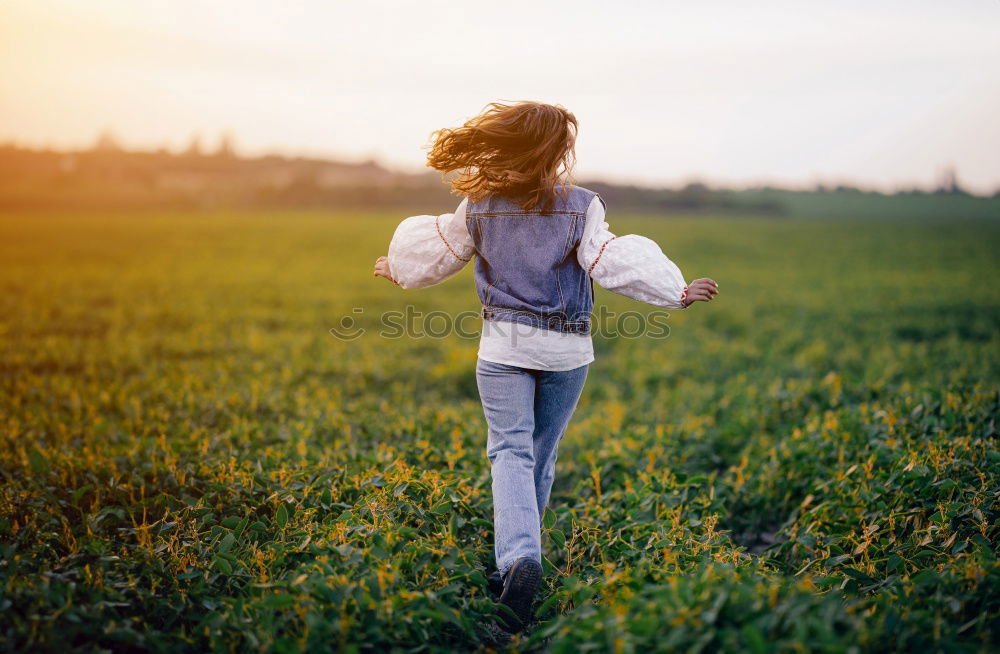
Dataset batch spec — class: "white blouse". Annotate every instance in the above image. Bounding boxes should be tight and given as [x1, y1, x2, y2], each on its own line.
[386, 194, 689, 371]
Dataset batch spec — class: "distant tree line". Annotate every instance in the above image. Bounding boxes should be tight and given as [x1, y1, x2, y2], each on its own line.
[0, 142, 996, 218]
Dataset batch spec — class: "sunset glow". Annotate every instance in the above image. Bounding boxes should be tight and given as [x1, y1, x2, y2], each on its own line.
[2, 0, 998, 192]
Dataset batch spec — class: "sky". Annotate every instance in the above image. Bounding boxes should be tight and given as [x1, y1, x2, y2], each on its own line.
[2, 0, 998, 193]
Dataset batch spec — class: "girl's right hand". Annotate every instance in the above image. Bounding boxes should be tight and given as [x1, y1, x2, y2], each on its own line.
[681, 278, 719, 307]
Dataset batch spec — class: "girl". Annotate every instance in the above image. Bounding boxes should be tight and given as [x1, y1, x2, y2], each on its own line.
[373, 101, 718, 635]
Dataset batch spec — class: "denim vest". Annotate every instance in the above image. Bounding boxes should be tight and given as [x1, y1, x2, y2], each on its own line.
[466, 184, 600, 335]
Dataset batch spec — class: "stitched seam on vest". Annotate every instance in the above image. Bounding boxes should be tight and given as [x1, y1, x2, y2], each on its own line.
[483, 305, 589, 322]
[555, 214, 578, 315]
[588, 236, 618, 274]
[482, 306, 590, 332]
[466, 211, 583, 218]
[436, 215, 471, 262]
[554, 270, 565, 316]
[559, 214, 578, 260]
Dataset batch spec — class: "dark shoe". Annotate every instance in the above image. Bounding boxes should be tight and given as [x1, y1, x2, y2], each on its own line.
[496, 557, 542, 633]
[487, 570, 504, 598]
[482, 621, 513, 646]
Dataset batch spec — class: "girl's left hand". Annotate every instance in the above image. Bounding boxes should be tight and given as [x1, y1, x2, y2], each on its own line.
[373, 256, 396, 283]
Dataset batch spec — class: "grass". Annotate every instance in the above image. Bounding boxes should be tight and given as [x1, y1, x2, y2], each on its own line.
[0, 209, 998, 652]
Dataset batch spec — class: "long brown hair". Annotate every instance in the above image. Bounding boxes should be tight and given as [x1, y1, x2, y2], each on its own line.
[425, 101, 578, 213]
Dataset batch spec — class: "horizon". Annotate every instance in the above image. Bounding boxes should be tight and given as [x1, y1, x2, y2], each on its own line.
[2, 1, 999, 194]
[4, 134, 994, 197]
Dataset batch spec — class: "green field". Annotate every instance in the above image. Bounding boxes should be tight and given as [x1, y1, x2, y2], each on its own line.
[1, 210, 998, 652]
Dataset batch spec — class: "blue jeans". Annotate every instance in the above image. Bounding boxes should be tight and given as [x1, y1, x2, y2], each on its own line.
[475, 357, 589, 576]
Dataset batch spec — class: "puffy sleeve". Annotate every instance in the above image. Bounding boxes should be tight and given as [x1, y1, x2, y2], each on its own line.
[386, 198, 474, 289]
[577, 195, 689, 308]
